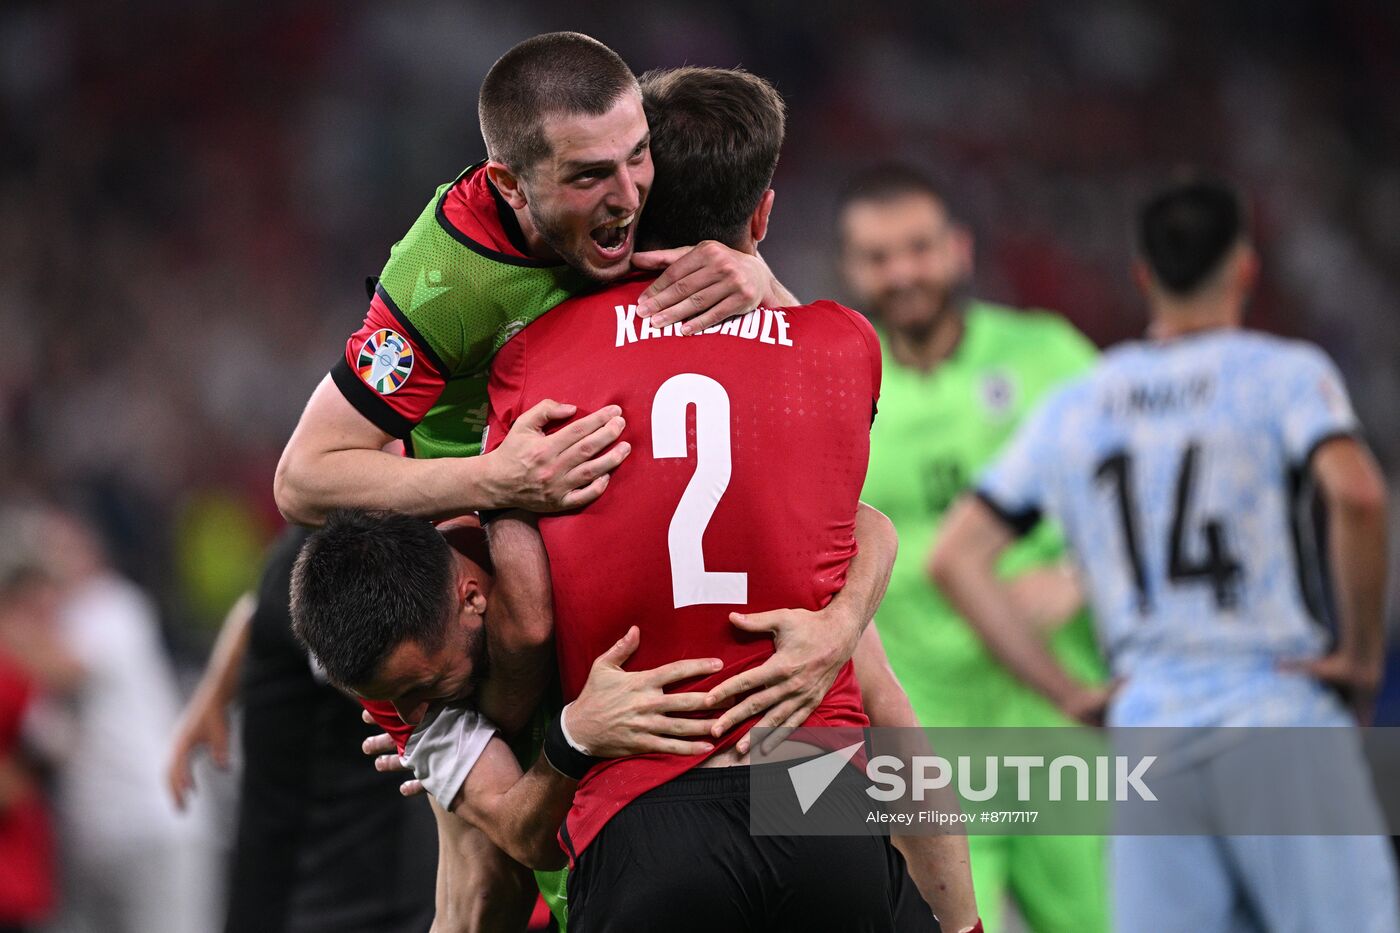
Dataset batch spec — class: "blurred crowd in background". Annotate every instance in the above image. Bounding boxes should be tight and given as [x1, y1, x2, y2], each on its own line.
[0, 0, 1397, 928]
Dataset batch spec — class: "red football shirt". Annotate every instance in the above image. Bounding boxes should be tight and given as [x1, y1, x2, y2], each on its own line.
[485, 277, 881, 858]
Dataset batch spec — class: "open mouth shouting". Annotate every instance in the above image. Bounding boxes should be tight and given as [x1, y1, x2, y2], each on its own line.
[589, 212, 637, 264]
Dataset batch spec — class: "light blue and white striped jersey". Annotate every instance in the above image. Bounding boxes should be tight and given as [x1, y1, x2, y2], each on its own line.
[978, 329, 1360, 726]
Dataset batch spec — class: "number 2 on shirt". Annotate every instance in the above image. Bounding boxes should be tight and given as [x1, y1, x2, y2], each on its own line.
[652, 373, 748, 608]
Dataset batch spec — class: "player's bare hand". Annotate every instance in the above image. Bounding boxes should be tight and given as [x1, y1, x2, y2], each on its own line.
[359, 710, 422, 795]
[566, 626, 721, 758]
[485, 400, 631, 512]
[1281, 652, 1382, 724]
[632, 241, 771, 333]
[167, 688, 232, 811]
[706, 605, 864, 755]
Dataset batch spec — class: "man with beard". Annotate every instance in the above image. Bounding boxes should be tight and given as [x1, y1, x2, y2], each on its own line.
[838, 167, 1108, 933]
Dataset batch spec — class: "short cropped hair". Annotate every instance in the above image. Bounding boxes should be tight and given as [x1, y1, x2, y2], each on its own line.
[479, 32, 638, 175]
[835, 163, 947, 219]
[1137, 175, 1246, 296]
[290, 509, 455, 688]
[638, 67, 786, 249]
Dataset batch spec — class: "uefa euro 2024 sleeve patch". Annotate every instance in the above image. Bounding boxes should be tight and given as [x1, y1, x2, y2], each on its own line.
[358, 328, 414, 395]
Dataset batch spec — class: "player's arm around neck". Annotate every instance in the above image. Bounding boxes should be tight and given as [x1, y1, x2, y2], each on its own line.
[632, 240, 796, 333]
[1288, 437, 1390, 722]
[274, 377, 628, 524]
[931, 496, 1110, 725]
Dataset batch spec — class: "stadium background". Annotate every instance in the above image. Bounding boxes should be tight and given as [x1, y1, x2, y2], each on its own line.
[0, 0, 1397, 927]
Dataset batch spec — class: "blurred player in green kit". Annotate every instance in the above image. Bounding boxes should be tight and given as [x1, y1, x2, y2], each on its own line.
[838, 166, 1108, 933]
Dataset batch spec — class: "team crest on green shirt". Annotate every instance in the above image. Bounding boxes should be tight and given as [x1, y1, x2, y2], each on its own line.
[358, 328, 414, 395]
[980, 370, 1018, 418]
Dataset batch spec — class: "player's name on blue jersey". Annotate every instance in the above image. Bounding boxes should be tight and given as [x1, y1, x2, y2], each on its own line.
[1099, 374, 1214, 419]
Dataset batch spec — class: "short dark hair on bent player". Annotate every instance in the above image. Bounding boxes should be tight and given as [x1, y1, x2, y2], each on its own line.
[835, 163, 947, 221]
[479, 32, 639, 175]
[290, 509, 456, 689]
[1137, 175, 1246, 296]
[638, 67, 786, 250]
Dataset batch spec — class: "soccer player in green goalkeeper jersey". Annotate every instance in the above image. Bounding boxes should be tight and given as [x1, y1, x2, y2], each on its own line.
[838, 166, 1109, 933]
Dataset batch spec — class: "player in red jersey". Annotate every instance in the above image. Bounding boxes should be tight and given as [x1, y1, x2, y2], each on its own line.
[483, 67, 980, 932]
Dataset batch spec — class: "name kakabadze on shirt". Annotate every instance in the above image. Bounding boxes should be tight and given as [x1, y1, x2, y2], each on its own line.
[614, 304, 795, 348]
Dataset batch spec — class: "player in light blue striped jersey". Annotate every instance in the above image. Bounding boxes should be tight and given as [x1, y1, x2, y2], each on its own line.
[932, 176, 1397, 932]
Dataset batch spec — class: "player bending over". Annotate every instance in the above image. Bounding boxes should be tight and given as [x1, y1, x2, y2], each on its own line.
[291, 512, 730, 925]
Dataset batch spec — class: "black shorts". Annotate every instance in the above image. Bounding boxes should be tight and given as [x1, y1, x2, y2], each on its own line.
[567, 764, 939, 933]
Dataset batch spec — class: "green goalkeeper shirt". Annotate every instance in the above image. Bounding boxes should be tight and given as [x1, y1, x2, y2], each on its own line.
[332, 163, 588, 459]
[331, 163, 578, 927]
[860, 301, 1106, 727]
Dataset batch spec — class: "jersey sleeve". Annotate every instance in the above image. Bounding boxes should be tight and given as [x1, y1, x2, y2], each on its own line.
[403, 704, 497, 808]
[483, 329, 529, 456]
[1276, 343, 1360, 466]
[359, 699, 497, 809]
[828, 302, 882, 423]
[975, 392, 1060, 536]
[331, 285, 451, 439]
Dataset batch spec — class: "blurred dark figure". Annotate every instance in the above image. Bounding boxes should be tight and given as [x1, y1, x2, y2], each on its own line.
[169, 526, 437, 933]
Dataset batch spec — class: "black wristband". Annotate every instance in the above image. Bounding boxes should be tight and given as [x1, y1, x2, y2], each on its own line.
[543, 711, 603, 781]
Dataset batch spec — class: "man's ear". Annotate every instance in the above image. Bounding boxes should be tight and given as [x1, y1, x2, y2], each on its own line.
[455, 567, 489, 617]
[750, 189, 776, 245]
[486, 161, 529, 210]
[952, 223, 974, 280]
[1235, 242, 1260, 294]
[1131, 258, 1154, 298]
